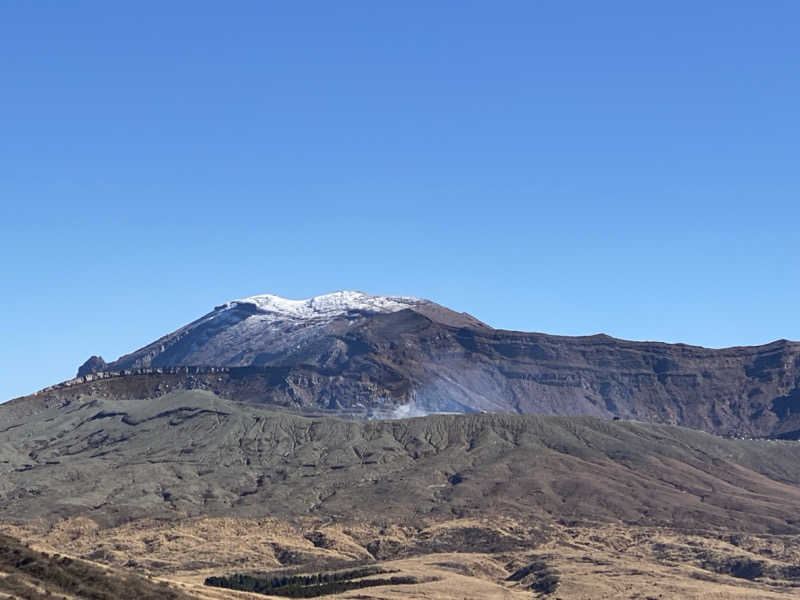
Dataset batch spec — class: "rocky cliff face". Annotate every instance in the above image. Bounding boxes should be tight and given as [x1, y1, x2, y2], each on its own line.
[54, 291, 800, 438]
[77, 355, 107, 376]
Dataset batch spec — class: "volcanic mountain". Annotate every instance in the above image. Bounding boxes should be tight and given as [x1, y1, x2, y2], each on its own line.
[4, 291, 800, 598]
[88, 290, 488, 373]
[55, 290, 800, 438]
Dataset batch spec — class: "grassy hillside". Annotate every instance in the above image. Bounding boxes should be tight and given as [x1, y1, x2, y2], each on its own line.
[0, 533, 195, 599]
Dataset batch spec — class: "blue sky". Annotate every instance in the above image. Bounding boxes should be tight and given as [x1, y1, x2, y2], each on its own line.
[1, 1, 799, 400]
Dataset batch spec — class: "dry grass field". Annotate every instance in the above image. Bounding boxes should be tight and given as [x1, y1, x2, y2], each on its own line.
[4, 516, 800, 599]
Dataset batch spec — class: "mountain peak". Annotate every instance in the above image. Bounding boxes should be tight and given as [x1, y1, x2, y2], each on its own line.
[223, 290, 425, 320]
[85, 290, 489, 374]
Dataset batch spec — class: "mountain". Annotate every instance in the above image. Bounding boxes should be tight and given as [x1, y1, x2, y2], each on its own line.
[6, 292, 800, 598]
[92, 290, 488, 372]
[53, 290, 800, 438]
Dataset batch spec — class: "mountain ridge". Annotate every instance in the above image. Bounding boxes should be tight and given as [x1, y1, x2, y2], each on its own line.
[10, 290, 800, 439]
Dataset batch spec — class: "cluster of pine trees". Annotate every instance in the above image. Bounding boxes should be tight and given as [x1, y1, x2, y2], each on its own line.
[205, 566, 421, 597]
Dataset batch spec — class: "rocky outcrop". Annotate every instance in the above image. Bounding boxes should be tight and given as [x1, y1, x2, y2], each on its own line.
[77, 355, 107, 377]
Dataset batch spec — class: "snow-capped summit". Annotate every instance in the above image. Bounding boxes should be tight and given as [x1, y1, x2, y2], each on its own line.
[226, 290, 423, 320]
[100, 290, 487, 373]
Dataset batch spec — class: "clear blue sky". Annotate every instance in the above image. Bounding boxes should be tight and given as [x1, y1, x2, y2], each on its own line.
[2, 1, 799, 401]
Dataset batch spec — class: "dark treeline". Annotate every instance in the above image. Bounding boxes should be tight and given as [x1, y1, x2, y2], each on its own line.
[205, 566, 424, 597]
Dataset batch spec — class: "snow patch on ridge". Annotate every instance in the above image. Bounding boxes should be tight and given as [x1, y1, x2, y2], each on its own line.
[223, 290, 422, 321]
